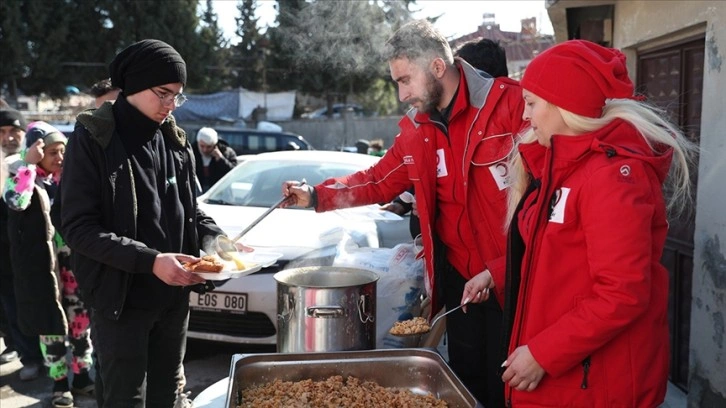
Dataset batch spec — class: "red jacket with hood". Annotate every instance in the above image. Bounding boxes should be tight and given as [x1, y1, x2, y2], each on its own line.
[315, 60, 525, 312]
[503, 119, 672, 407]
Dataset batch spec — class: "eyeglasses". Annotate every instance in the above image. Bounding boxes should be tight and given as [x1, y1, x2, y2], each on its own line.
[150, 88, 187, 108]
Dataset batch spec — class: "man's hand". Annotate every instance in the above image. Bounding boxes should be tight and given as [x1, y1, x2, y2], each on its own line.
[211, 146, 224, 160]
[281, 180, 313, 208]
[234, 242, 254, 252]
[381, 201, 407, 216]
[501, 345, 546, 392]
[152, 253, 207, 286]
[25, 139, 45, 165]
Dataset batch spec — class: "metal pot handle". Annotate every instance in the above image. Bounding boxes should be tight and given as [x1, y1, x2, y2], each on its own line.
[358, 294, 375, 323]
[307, 306, 345, 318]
[277, 293, 294, 322]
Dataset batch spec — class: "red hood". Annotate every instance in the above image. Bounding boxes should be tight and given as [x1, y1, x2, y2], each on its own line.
[520, 118, 673, 183]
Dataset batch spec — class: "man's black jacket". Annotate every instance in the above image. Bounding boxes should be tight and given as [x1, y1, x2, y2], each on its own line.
[57, 103, 223, 321]
[192, 139, 237, 193]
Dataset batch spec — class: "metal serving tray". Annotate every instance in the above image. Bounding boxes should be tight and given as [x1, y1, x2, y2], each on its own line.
[225, 348, 483, 408]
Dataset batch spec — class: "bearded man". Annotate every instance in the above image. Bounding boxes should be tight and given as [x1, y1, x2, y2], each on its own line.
[282, 20, 526, 407]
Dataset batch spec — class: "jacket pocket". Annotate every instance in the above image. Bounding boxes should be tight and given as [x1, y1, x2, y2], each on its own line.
[471, 132, 514, 167]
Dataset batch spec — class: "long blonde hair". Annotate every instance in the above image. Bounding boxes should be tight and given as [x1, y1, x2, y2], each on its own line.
[505, 98, 697, 227]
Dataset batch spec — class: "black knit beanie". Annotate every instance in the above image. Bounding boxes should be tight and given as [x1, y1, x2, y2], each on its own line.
[0, 109, 27, 130]
[109, 39, 187, 96]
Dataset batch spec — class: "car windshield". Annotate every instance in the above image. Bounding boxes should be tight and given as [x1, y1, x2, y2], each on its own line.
[204, 159, 363, 207]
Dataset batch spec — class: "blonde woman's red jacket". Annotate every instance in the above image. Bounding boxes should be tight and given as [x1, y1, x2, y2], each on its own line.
[314, 60, 525, 313]
[504, 119, 673, 407]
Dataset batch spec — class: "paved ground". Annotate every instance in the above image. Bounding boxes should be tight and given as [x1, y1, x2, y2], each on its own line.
[0, 337, 273, 408]
[0, 336, 96, 407]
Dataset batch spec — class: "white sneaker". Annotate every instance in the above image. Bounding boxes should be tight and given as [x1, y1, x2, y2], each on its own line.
[19, 362, 42, 381]
[173, 391, 193, 408]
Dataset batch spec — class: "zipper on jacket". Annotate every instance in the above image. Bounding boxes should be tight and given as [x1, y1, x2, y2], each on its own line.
[507, 141, 557, 404]
[515, 144, 555, 338]
[581, 356, 591, 389]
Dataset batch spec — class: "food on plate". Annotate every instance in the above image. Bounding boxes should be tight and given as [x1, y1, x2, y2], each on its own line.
[239, 375, 447, 407]
[183, 255, 225, 273]
[225, 251, 247, 270]
[389, 316, 431, 335]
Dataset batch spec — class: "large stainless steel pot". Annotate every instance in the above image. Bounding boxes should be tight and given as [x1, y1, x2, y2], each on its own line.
[274, 266, 378, 353]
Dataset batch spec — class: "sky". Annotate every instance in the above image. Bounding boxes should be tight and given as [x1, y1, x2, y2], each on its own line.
[211, 0, 554, 44]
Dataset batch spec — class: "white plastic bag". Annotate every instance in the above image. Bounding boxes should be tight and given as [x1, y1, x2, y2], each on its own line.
[333, 242, 425, 348]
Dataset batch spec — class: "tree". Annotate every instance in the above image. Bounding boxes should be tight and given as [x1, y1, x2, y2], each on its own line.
[101, 0, 208, 91]
[0, 0, 227, 100]
[0, 0, 30, 101]
[197, 0, 230, 92]
[265, 0, 417, 116]
[230, 0, 265, 91]
[264, 0, 307, 93]
[61, 0, 116, 91]
[273, 1, 394, 114]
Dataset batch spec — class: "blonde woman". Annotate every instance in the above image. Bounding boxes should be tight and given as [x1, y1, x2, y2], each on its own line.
[462, 40, 694, 407]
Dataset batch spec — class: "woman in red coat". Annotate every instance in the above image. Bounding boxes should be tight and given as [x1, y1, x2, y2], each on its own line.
[467, 40, 695, 407]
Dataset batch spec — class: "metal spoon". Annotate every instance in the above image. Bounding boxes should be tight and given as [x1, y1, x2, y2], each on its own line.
[391, 297, 472, 337]
[427, 301, 468, 332]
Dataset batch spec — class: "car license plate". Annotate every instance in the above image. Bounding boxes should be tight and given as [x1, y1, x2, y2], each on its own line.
[189, 291, 248, 314]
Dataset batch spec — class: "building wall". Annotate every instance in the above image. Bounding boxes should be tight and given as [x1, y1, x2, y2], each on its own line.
[548, 1, 726, 406]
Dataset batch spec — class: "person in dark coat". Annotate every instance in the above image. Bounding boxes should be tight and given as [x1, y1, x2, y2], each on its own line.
[0, 109, 44, 381]
[58, 39, 229, 407]
[192, 127, 237, 193]
[4, 121, 93, 407]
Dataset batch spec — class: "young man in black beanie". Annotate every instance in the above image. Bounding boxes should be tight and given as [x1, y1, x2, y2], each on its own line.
[58, 39, 228, 407]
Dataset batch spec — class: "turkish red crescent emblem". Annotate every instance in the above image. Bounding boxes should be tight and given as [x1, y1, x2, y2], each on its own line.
[495, 163, 508, 177]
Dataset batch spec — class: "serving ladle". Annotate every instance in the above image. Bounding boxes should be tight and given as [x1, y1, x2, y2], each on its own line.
[215, 179, 306, 261]
[391, 297, 473, 337]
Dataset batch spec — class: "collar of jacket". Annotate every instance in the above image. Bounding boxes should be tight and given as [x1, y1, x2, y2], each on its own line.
[76, 101, 187, 150]
[404, 58, 496, 127]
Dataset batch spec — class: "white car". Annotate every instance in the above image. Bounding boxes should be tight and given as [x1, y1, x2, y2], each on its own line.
[188, 150, 411, 345]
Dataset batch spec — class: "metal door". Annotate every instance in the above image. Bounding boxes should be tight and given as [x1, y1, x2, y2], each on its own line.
[637, 38, 704, 391]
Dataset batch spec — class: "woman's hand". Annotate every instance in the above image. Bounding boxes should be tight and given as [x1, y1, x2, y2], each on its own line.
[501, 345, 546, 392]
[461, 270, 493, 311]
